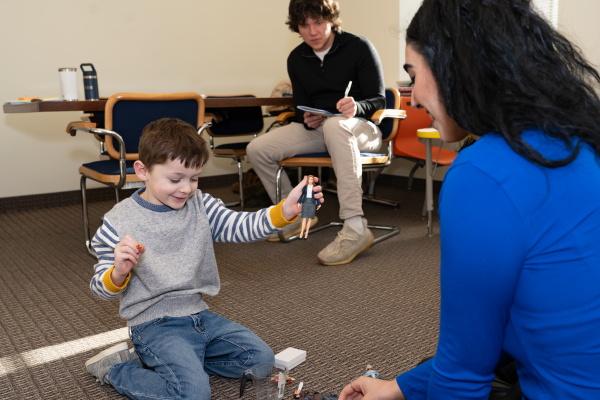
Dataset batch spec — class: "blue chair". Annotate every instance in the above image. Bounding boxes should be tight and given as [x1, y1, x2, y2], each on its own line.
[274, 88, 406, 243]
[67, 92, 212, 256]
[204, 94, 265, 210]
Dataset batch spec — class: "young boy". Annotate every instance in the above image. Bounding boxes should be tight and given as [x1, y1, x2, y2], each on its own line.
[84, 118, 323, 399]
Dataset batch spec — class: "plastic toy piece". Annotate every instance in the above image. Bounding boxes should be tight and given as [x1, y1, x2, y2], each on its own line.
[273, 374, 294, 384]
[363, 364, 382, 380]
[137, 244, 142, 250]
[294, 382, 304, 399]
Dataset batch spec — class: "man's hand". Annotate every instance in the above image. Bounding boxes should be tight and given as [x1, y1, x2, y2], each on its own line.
[336, 96, 357, 118]
[339, 377, 405, 400]
[304, 111, 326, 128]
[112, 235, 145, 287]
[282, 176, 324, 221]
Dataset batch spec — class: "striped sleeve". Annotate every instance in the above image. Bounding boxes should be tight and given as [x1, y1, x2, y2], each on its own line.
[90, 217, 128, 300]
[202, 193, 292, 242]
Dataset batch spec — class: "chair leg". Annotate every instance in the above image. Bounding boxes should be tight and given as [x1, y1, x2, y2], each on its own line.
[114, 187, 120, 203]
[407, 161, 423, 190]
[276, 165, 400, 243]
[80, 175, 96, 257]
[237, 158, 244, 211]
[276, 220, 400, 244]
[324, 167, 399, 208]
[222, 156, 244, 210]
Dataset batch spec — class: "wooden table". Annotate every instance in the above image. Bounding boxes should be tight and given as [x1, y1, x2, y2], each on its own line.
[3, 97, 295, 114]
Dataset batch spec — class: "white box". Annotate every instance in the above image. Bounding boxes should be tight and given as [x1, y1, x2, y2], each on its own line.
[274, 347, 306, 370]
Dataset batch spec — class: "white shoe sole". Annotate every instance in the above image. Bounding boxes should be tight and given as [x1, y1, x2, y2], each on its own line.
[85, 342, 129, 367]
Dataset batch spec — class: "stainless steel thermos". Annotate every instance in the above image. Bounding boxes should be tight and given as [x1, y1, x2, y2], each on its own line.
[80, 63, 99, 101]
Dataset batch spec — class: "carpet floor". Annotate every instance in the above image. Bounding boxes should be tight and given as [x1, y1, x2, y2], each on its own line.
[0, 182, 441, 399]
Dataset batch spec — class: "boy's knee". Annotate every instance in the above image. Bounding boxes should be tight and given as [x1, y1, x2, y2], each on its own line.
[252, 343, 275, 366]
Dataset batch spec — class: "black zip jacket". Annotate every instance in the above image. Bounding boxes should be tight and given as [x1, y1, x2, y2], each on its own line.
[287, 30, 386, 130]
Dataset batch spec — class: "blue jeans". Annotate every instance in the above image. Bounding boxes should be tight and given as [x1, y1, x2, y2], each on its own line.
[108, 310, 274, 400]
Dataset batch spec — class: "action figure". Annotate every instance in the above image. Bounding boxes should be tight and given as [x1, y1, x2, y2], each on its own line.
[298, 175, 322, 240]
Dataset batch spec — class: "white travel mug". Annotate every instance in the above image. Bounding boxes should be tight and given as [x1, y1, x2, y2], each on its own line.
[58, 68, 78, 101]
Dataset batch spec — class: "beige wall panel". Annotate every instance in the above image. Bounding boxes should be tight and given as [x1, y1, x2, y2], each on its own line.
[0, 0, 401, 198]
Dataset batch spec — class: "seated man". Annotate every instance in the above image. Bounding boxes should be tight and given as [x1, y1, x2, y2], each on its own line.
[247, 0, 386, 266]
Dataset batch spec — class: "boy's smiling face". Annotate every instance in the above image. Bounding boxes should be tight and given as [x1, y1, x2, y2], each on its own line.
[134, 158, 202, 209]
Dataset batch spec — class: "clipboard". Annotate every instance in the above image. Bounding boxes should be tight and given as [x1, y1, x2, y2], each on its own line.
[298, 106, 342, 118]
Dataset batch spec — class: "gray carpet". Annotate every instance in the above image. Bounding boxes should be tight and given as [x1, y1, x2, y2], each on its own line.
[0, 182, 441, 399]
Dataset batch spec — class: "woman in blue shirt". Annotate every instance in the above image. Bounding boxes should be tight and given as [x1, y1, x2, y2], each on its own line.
[340, 0, 600, 399]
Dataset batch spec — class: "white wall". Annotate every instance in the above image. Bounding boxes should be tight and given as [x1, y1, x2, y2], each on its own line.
[387, 0, 600, 182]
[0, 0, 400, 198]
[558, 0, 600, 73]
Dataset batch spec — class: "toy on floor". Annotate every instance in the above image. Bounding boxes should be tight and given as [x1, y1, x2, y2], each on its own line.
[294, 382, 304, 399]
[272, 374, 294, 384]
[363, 364, 382, 379]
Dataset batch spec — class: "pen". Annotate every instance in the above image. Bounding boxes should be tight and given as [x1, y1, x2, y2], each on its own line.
[344, 81, 352, 98]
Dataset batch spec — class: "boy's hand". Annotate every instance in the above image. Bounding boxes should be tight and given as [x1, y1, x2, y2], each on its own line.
[282, 176, 324, 221]
[112, 235, 145, 286]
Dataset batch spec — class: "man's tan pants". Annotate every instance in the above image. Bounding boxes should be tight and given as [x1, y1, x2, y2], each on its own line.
[246, 117, 382, 220]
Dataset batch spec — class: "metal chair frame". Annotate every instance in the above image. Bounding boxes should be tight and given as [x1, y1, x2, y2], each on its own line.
[204, 94, 266, 211]
[273, 88, 406, 243]
[69, 92, 212, 257]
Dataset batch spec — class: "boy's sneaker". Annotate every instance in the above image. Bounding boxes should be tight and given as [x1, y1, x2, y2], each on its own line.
[85, 342, 130, 385]
[267, 216, 318, 242]
[317, 218, 374, 265]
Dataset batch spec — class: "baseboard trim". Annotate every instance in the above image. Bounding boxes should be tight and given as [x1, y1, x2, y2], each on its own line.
[0, 173, 439, 214]
[0, 173, 240, 214]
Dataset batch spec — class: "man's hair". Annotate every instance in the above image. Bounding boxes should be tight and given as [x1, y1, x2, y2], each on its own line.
[406, 0, 600, 168]
[286, 0, 342, 34]
[138, 118, 209, 171]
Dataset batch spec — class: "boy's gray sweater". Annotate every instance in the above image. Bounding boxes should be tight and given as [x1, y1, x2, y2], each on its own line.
[91, 189, 278, 327]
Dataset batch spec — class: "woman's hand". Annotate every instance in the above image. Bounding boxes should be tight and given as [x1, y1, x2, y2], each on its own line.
[112, 235, 145, 287]
[339, 377, 405, 400]
[282, 176, 324, 221]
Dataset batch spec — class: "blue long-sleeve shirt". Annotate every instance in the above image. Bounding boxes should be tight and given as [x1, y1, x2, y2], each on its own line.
[397, 130, 600, 399]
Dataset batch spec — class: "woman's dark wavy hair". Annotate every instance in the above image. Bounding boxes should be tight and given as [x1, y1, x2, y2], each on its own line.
[286, 0, 342, 34]
[407, 0, 600, 167]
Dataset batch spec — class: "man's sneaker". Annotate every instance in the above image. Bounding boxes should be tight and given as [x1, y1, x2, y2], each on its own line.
[85, 342, 130, 385]
[267, 216, 319, 242]
[317, 218, 374, 265]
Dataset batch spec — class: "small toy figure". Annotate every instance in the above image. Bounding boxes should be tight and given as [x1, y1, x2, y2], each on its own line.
[298, 175, 322, 240]
[294, 382, 304, 399]
[363, 364, 382, 380]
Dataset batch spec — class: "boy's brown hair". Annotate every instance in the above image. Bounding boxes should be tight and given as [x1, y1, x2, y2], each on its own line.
[138, 118, 209, 171]
[286, 0, 342, 34]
